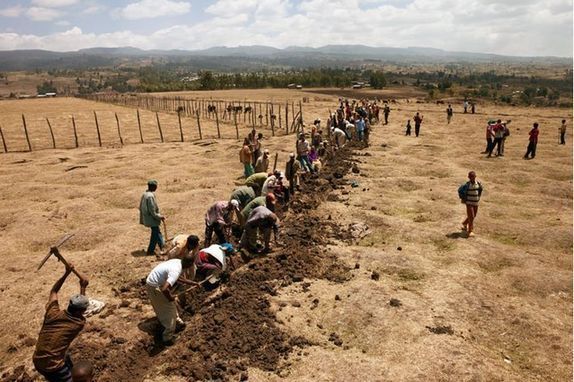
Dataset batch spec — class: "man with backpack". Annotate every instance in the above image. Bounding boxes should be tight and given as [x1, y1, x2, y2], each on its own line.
[458, 171, 483, 238]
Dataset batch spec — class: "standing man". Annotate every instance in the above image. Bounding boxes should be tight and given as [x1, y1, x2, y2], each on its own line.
[254, 149, 270, 173]
[146, 255, 195, 345]
[524, 122, 540, 159]
[413, 112, 423, 137]
[463, 100, 468, 113]
[446, 104, 453, 124]
[240, 138, 254, 178]
[285, 153, 302, 195]
[33, 262, 90, 382]
[383, 104, 391, 125]
[296, 133, 313, 173]
[140, 180, 165, 256]
[559, 119, 566, 145]
[355, 116, 365, 141]
[458, 171, 483, 238]
[487, 119, 504, 157]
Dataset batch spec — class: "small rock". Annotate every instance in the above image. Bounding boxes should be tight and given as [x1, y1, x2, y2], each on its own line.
[240, 372, 249, 381]
[389, 298, 402, 307]
[335, 295, 341, 301]
[354, 263, 360, 269]
[370, 206, 377, 210]
[119, 300, 130, 308]
[371, 271, 380, 281]
[292, 275, 304, 282]
[397, 246, 402, 251]
[291, 301, 301, 308]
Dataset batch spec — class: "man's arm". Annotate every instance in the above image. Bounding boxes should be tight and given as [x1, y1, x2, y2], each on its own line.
[48, 263, 73, 306]
[73, 267, 90, 296]
[146, 195, 164, 221]
[160, 281, 176, 301]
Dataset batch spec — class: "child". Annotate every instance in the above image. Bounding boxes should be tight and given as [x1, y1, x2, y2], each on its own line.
[405, 120, 412, 136]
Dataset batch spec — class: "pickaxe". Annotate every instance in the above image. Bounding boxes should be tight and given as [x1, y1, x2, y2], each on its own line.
[37, 233, 82, 278]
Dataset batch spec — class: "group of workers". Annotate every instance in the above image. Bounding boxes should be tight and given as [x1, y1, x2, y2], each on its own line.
[31, 94, 567, 381]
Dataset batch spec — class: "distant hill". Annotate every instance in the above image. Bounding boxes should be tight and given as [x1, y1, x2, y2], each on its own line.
[0, 45, 570, 71]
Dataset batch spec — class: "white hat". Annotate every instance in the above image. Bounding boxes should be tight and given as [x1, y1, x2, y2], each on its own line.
[229, 199, 240, 210]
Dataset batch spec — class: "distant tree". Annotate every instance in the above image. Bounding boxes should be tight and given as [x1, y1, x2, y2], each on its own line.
[369, 72, 386, 89]
[37, 80, 57, 94]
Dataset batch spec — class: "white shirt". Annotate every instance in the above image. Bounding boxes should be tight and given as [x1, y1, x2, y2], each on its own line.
[262, 175, 277, 195]
[146, 259, 182, 288]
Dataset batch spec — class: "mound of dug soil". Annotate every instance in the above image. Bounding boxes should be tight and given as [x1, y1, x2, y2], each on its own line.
[72, 143, 363, 381]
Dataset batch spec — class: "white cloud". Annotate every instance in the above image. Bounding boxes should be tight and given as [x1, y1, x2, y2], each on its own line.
[31, 0, 79, 7]
[56, 20, 71, 26]
[0, 0, 571, 57]
[82, 5, 103, 15]
[118, 0, 191, 20]
[25, 7, 64, 21]
[0, 6, 24, 17]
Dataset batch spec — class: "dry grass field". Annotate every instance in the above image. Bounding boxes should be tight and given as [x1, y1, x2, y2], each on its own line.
[0, 88, 571, 381]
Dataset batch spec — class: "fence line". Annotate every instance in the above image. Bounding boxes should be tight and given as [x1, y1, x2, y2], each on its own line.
[78, 93, 304, 134]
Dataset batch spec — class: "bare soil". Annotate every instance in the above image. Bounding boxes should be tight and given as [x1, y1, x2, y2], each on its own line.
[0, 88, 571, 382]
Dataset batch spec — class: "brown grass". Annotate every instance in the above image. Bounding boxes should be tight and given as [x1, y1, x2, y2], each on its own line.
[0, 89, 571, 381]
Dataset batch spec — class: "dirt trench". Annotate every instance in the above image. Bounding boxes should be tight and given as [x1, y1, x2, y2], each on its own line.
[67, 143, 364, 382]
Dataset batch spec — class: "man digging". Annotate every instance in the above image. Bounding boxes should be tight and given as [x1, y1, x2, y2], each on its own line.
[145, 255, 196, 346]
[33, 262, 90, 382]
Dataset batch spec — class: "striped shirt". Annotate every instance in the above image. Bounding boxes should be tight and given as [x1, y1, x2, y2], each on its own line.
[465, 181, 482, 206]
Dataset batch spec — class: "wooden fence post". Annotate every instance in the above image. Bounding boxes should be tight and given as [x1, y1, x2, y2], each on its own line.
[155, 112, 164, 143]
[265, 103, 269, 126]
[215, 108, 221, 139]
[177, 110, 184, 142]
[72, 116, 79, 148]
[0, 125, 7, 153]
[115, 113, 123, 146]
[278, 105, 282, 130]
[93, 111, 102, 147]
[46, 118, 56, 149]
[272, 152, 278, 172]
[21, 114, 32, 151]
[195, 110, 203, 140]
[285, 101, 289, 134]
[234, 112, 239, 140]
[136, 109, 144, 143]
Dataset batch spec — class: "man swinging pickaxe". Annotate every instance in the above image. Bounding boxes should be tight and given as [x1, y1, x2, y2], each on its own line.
[37, 233, 87, 286]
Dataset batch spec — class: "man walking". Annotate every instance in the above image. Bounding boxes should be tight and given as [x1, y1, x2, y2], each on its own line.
[146, 256, 195, 345]
[458, 171, 483, 238]
[33, 262, 90, 382]
[524, 122, 540, 159]
[140, 180, 165, 256]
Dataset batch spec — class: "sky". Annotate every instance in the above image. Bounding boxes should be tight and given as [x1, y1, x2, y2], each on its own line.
[0, 0, 572, 57]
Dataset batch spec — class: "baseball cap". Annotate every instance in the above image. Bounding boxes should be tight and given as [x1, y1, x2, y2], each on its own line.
[147, 179, 158, 187]
[229, 199, 240, 210]
[69, 294, 89, 310]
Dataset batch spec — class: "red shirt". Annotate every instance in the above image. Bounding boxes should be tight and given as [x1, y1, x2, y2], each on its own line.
[529, 127, 539, 143]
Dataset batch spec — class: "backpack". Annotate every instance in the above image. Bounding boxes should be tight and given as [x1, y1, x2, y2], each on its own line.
[457, 183, 468, 200]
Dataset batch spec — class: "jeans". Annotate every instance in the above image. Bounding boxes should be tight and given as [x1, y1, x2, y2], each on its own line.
[244, 163, 254, 178]
[356, 129, 364, 141]
[299, 155, 312, 173]
[147, 226, 164, 255]
[488, 138, 502, 156]
[415, 124, 421, 137]
[560, 132, 566, 144]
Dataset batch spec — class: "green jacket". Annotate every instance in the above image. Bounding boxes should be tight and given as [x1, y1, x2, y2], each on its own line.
[139, 191, 162, 227]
